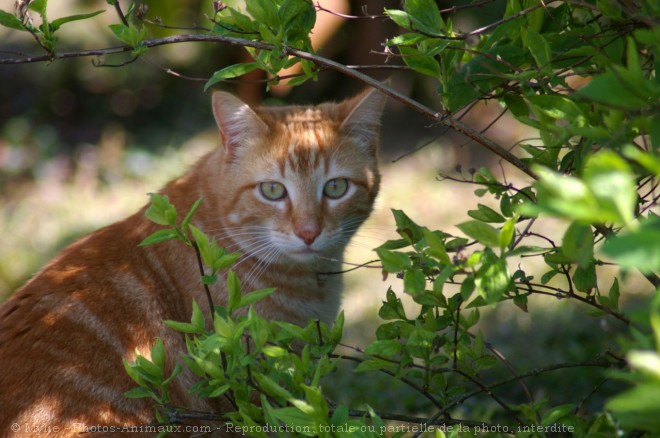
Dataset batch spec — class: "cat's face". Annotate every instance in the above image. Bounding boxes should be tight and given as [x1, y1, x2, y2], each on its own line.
[210, 91, 385, 266]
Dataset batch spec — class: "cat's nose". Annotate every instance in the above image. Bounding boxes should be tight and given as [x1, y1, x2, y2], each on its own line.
[295, 228, 320, 246]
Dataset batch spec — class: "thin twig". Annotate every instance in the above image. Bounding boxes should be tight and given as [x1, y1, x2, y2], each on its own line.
[191, 240, 215, 321]
[113, 0, 129, 26]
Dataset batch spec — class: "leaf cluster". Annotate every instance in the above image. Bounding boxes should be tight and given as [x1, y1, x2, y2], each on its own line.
[0, 0, 104, 55]
[205, 0, 317, 90]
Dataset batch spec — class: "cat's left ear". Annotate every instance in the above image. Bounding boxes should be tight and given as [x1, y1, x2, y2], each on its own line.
[340, 88, 388, 149]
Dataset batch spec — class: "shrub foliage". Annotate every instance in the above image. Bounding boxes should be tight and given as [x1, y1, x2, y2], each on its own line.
[2, 0, 660, 436]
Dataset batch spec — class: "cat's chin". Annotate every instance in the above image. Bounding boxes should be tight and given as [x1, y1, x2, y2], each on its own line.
[285, 248, 322, 263]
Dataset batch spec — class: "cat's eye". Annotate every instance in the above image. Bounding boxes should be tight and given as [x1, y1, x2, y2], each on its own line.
[259, 181, 287, 201]
[323, 178, 349, 199]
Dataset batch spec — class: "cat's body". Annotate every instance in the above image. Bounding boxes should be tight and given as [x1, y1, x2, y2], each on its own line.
[0, 90, 385, 436]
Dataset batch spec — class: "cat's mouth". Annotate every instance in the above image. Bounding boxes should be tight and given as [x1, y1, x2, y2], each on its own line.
[292, 247, 317, 255]
[287, 247, 323, 262]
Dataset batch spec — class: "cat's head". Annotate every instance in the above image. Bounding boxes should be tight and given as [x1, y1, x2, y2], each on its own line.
[209, 89, 386, 266]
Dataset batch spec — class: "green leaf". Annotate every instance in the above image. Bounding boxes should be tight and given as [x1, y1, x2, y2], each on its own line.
[376, 248, 412, 273]
[162, 363, 183, 387]
[422, 228, 451, 265]
[225, 8, 256, 33]
[204, 62, 258, 91]
[392, 209, 424, 243]
[475, 258, 510, 303]
[150, 338, 166, 371]
[330, 404, 349, 428]
[503, 94, 529, 119]
[51, 10, 104, 31]
[399, 45, 441, 77]
[403, 269, 426, 295]
[109, 23, 147, 49]
[388, 32, 428, 46]
[354, 357, 396, 373]
[520, 163, 636, 225]
[499, 217, 516, 250]
[124, 386, 153, 399]
[608, 278, 620, 312]
[404, 0, 444, 36]
[601, 218, 660, 273]
[468, 204, 506, 223]
[207, 384, 231, 398]
[123, 359, 144, 386]
[583, 150, 637, 226]
[457, 220, 500, 248]
[526, 94, 585, 122]
[28, 0, 48, 16]
[254, 373, 294, 401]
[544, 251, 573, 265]
[238, 287, 276, 309]
[190, 225, 229, 271]
[606, 383, 660, 432]
[271, 407, 318, 435]
[0, 10, 26, 30]
[576, 66, 658, 110]
[572, 263, 596, 292]
[542, 404, 576, 426]
[212, 252, 240, 272]
[182, 197, 203, 234]
[284, 73, 312, 88]
[330, 311, 344, 345]
[460, 275, 476, 301]
[597, 0, 624, 19]
[145, 193, 177, 227]
[139, 229, 179, 247]
[384, 9, 412, 30]
[379, 288, 408, 320]
[262, 345, 288, 358]
[201, 274, 217, 285]
[561, 222, 594, 268]
[406, 326, 435, 359]
[278, 0, 314, 32]
[163, 320, 201, 334]
[623, 145, 660, 176]
[364, 339, 402, 357]
[513, 294, 528, 312]
[135, 355, 162, 381]
[191, 299, 206, 333]
[246, 0, 279, 29]
[523, 28, 551, 70]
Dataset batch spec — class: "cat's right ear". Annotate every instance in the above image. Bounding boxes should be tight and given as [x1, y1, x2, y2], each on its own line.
[212, 92, 269, 153]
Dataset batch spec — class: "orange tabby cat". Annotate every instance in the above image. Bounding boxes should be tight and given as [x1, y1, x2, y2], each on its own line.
[0, 89, 386, 436]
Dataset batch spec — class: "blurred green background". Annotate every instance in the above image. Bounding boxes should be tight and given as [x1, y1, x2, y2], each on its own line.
[0, 0, 654, 429]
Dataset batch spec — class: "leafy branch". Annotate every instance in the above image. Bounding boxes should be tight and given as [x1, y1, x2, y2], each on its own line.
[0, 31, 534, 179]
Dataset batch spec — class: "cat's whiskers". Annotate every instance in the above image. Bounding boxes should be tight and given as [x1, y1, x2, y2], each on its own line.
[243, 244, 283, 288]
[233, 239, 274, 268]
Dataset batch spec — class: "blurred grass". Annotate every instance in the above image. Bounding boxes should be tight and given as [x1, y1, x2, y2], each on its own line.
[0, 125, 214, 298]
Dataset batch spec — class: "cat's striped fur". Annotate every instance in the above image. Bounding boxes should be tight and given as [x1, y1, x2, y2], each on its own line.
[0, 90, 385, 436]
